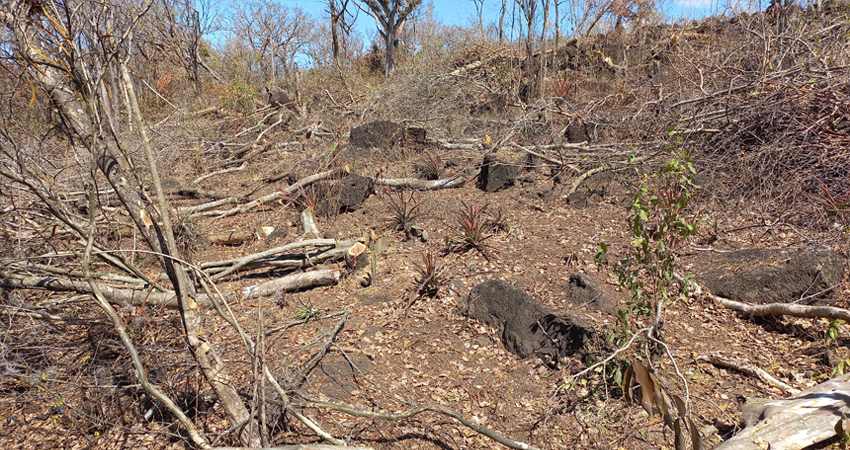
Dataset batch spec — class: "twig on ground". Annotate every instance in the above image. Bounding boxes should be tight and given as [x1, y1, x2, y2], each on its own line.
[292, 395, 541, 450]
[697, 354, 800, 395]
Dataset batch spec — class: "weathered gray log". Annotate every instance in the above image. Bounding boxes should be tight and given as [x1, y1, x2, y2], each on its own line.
[372, 175, 466, 190]
[714, 372, 850, 450]
[0, 271, 221, 309]
[242, 269, 341, 299]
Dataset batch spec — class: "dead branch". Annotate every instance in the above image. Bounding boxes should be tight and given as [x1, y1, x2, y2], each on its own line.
[569, 166, 608, 195]
[697, 354, 800, 395]
[205, 246, 351, 278]
[293, 395, 541, 450]
[241, 269, 341, 299]
[211, 446, 371, 450]
[208, 168, 349, 219]
[192, 267, 345, 446]
[203, 238, 357, 281]
[193, 162, 248, 185]
[178, 197, 239, 216]
[715, 297, 850, 322]
[0, 306, 97, 325]
[81, 163, 209, 447]
[0, 270, 222, 309]
[202, 238, 349, 269]
[435, 138, 481, 150]
[372, 175, 466, 190]
[676, 273, 850, 322]
[190, 106, 219, 117]
[289, 311, 350, 385]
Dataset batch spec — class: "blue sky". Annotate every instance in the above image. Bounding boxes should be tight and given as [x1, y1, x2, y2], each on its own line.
[274, 0, 725, 42]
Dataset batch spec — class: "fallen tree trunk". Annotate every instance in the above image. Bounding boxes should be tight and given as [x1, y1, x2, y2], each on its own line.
[0, 271, 221, 309]
[208, 230, 254, 246]
[697, 354, 799, 395]
[242, 269, 341, 299]
[372, 175, 466, 190]
[714, 372, 850, 450]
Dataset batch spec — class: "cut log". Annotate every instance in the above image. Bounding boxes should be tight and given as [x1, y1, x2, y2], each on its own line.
[345, 242, 368, 269]
[204, 238, 359, 281]
[208, 230, 254, 246]
[714, 372, 850, 450]
[242, 269, 341, 299]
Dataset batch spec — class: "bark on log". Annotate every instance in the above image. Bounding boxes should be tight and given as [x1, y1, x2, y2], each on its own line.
[0, 271, 222, 309]
[242, 269, 341, 299]
[714, 372, 850, 450]
[372, 175, 466, 190]
[208, 230, 254, 246]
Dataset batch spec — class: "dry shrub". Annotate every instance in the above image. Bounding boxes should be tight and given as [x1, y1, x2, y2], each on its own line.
[669, 6, 850, 226]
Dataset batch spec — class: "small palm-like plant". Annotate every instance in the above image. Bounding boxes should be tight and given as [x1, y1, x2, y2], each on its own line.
[453, 201, 493, 253]
[287, 299, 321, 322]
[412, 251, 443, 297]
[385, 190, 424, 237]
[415, 151, 444, 180]
[486, 205, 510, 233]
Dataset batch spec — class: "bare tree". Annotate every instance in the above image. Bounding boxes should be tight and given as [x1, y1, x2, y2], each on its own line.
[580, 0, 657, 38]
[472, 0, 486, 35]
[231, 1, 314, 84]
[499, 0, 508, 42]
[151, 0, 222, 94]
[0, 0, 261, 446]
[354, 0, 423, 76]
[328, 0, 353, 61]
[517, 0, 537, 61]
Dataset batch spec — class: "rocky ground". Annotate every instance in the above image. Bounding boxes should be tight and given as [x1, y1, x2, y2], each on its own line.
[2, 4, 850, 450]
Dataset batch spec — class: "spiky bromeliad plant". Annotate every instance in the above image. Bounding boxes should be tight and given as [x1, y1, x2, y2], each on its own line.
[452, 201, 494, 254]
